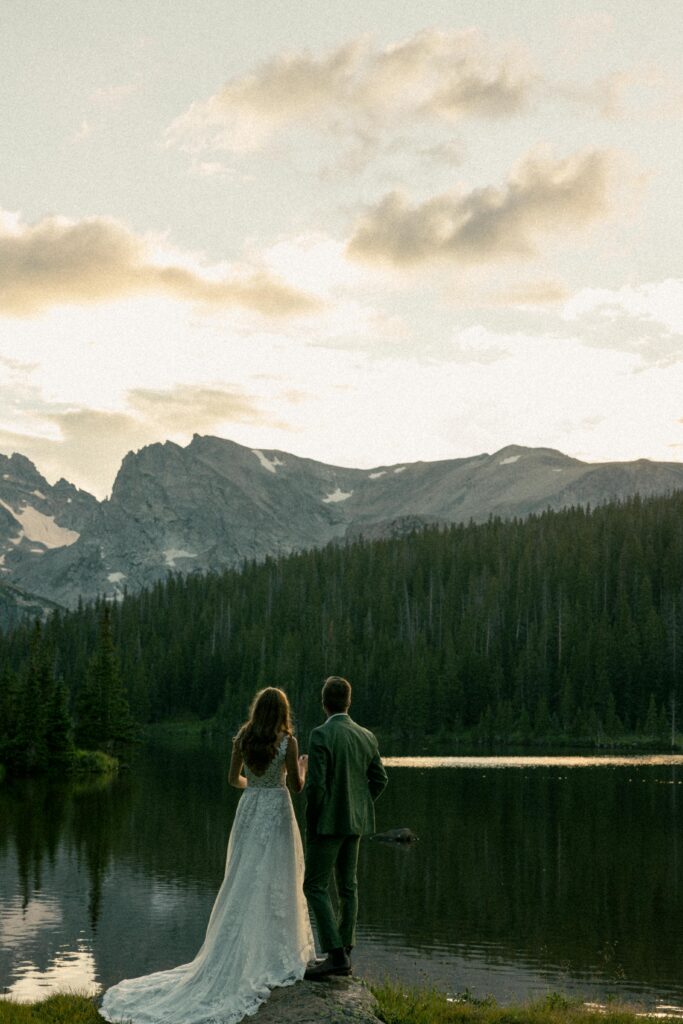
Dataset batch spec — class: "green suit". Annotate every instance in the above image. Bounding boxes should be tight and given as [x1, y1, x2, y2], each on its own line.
[303, 713, 388, 953]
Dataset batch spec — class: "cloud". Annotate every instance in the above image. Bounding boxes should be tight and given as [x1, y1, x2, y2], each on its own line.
[416, 139, 465, 167]
[347, 147, 615, 267]
[561, 279, 683, 368]
[0, 209, 320, 318]
[166, 29, 535, 153]
[0, 384, 287, 498]
[554, 69, 659, 119]
[449, 325, 511, 365]
[127, 384, 283, 432]
[358, 28, 534, 119]
[0, 352, 36, 373]
[491, 278, 571, 306]
[564, 279, 683, 333]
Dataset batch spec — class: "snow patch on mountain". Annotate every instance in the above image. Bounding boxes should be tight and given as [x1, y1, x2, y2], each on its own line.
[252, 450, 284, 474]
[368, 471, 386, 479]
[108, 572, 127, 583]
[164, 549, 197, 567]
[32, 490, 47, 500]
[0, 500, 80, 548]
[323, 488, 353, 504]
[393, 466, 406, 474]
[500, 455, 521, 465]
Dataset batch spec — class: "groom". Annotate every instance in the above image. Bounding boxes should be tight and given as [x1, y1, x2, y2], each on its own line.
[303, 675, 388, 979]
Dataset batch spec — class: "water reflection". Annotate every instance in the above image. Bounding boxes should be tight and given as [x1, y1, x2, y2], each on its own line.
[364, 758, 681, 1007]
[0, 744, 682, 1009]
[384, 755, 683, 768]
[7, 940, 98, 1001]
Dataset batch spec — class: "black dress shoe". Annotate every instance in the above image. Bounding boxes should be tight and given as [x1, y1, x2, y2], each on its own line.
[304, 951, 351, 980]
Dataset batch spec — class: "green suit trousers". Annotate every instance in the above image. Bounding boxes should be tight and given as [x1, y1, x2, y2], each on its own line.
[303, 833, 361, 953]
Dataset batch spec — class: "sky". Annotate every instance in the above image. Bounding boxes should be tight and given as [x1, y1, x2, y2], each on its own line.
[0, 0, 681, 498]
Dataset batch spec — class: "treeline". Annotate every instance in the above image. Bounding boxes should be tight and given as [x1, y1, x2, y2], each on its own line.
[2, 491, 683, 769]
[0, 606, 135, 774]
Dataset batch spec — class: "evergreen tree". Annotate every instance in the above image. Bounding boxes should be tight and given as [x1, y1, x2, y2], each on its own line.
[76, 606, 135, 751]
[45, 677, 75, 763]
[0, 666, 21, 766]
[643, 693, 658, 737]
[13, 621, 51, 772]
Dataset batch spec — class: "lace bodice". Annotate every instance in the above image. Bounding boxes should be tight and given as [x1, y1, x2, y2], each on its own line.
[243, 735, 288, 789]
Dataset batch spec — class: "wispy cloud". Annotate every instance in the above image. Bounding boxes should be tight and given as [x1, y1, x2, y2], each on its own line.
[127, 383, 284, 432]
[0, 209, 320, 318]
[347, 147, 615, 267]
[166, 29, 535, 154]
[553, 68, 660, 119]
[491, 278, 571, 306]
[562, 279, 683, 368]
[449, 325, 511, 365]
[0, 383, 287, 497]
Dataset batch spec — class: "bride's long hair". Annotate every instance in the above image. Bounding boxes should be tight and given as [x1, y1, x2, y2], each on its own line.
[235, 687, 293, 771]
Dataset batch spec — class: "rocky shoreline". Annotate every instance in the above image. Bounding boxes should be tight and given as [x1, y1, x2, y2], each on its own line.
[249, 976, 379, 1024]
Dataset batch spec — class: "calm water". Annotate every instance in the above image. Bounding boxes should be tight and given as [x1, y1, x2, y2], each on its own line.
[1, 739, 683, 1011]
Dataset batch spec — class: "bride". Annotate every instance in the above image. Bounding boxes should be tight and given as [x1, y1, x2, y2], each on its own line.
[100, 687, 316, 1024]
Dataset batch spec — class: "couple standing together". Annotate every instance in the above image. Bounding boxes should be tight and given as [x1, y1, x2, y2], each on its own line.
[100, 676, 388, 1024]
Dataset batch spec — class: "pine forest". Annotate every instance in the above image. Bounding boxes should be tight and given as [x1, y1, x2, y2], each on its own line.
[2, 490, 683, 774]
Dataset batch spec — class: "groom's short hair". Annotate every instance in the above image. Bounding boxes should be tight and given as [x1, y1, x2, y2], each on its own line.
[322, 676, 351, 713]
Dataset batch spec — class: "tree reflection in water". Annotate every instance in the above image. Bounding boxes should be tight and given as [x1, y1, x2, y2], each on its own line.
[1, 742, 682, 1005]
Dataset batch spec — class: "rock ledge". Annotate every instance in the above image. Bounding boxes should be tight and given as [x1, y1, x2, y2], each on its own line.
[252, 976, 380, 1023]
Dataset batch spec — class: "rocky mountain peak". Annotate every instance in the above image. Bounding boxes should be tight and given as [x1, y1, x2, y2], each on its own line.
[1, 452, 47, 488]
[4, 434, 683, 611]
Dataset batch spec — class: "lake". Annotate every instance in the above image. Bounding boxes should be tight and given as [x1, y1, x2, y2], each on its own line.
[1, 738, 682, 1012]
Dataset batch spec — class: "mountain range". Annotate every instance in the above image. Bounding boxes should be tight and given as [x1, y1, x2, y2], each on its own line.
[2, 434, 683, 611]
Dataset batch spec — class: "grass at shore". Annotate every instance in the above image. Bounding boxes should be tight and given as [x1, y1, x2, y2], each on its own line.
[1, 985, 680, 1024]
[0, 993, 102, 1023]
[371, 984, 679, 1024]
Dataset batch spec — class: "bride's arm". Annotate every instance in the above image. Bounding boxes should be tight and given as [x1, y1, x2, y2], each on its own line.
[228, 739, 247, 789]
[285, 734, 306, 793]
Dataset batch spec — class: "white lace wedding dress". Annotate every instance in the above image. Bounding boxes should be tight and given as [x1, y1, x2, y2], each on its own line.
[100, 736, 316, 1024]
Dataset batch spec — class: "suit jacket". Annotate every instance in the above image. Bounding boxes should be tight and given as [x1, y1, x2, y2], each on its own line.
[305, 713, 388, 837]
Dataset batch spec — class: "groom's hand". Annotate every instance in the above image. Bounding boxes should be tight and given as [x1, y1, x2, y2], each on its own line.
[299, 754, 309, 772]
